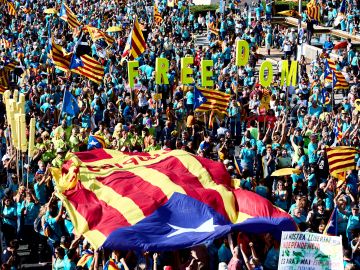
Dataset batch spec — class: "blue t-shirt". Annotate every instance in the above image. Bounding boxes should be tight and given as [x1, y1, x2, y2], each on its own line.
[308, 173, 316, 188]
[21, 201, 40, 226]
[240, 148, 255, 165]
[218, 244, 232, 263]
[2, 205, 17, 228]
[46, 213, 63, 242]
[186, 91, 194, 105]
[307, 142, 318, 163]
[34, 182, 47, 205]
[308, 105, 322, 117]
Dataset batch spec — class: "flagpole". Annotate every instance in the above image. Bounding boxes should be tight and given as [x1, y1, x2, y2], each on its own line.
[331, 71, 335, 112]
[59, 79, 72, 124]
[26, 156, 31, 189]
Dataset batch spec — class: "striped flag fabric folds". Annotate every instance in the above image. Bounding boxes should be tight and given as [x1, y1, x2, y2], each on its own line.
[0, 85, 7, 93]
[50, 41, 72, 73]
[70, 53, 104, 84]
[7, 1, 16, 16]
[103, 259, 119, 270]
[325, 146, 357, 174]
[51, 40, 104, 84]
[323, 206, 338, 236]
[4, 60, 17, 71]
[122, 17, 146, 61]
[154, 4, 163, 24]
[208, 22, 219, 36]
[51, 149, 297, 251]
[0, 69, 10, 88]
[325, 58, 349, 89]
[194, 87, 230, 115]
[77, 250, 94, 267]
[306, 0, 321, 22]
[0, 38, 12, 49]
[87, 135, 106, 150]
[59, 3, 81, 30]
[84, 25, 115, 46]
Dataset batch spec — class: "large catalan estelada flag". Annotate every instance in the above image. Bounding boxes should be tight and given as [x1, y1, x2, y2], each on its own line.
[51, 149, 297, 251]
[154, 4, 163, 24]
[324, 58, 349, 89]
[306, 0, 321, 22]
[70, 53, 104, 84]
[7, 1, 17, 16]
[50, 40, 72, 73]
[59, 3, 81, 30]
[325, 146, 357, 175]
[323, 206, 338, 236]
[87, 135, 106, 150]
[121, 17, 146, 61]
[194, 86, 230, 115]
[84, 25, 115, 46]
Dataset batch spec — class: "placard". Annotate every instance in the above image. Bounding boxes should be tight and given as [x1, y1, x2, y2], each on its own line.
[278, 231, 344, 270]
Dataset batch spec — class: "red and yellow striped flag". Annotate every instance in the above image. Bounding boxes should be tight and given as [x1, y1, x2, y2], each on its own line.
[7, 2, 16, 16]
[208, 22, 219, 36]
[154, 4, 163, 24]
[195, 87, 230, 115]
[0, 85, 7, 94]
[70, 54, 104, 85]
[50, 41, 72, 73]
[325, 58, 349, 89]
[121, 17, 146, 61]
[306, 0, 321, 22]
[0, 69, 10, 88]
[59, 3, 81, 30]
[326, 146, 357, 175]
[84, 25, 115, 46]
[4, 60, 17, 72]
[51, 149, 296, 250]
[22, 7, 31, 14]
[0, 38, 12, 49]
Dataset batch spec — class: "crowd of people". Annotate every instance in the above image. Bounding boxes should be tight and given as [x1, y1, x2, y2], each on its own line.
[0, 0, 360, 269]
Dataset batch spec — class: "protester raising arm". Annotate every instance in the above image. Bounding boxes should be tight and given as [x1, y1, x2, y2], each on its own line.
[279, 116, 288, 145]
[239, 244, 251, 270]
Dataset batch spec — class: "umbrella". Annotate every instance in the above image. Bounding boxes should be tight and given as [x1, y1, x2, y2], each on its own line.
[106, 26, 122, 32]
[334, 40, 348, 50]
[271, 168, 301, 177]
[43, 8, 58, 14]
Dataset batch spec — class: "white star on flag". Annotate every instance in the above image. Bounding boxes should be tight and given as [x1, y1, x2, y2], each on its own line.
[167, 218, 218, 238]
[75, 58, 81, 64]
[197, 96, 204, 103]
[89, 141, 98, 147]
